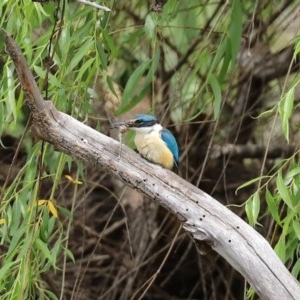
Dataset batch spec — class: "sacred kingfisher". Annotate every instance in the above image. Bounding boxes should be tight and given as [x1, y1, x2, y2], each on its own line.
[111, 114, 179, 170]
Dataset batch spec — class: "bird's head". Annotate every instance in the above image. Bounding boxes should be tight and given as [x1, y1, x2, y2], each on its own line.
[126, 115, 162, 133]
[110, 114, 161, 133]
[127, 114, 158, 128]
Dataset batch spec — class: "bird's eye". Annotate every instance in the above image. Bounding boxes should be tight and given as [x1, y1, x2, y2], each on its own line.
[135, 119, 142, 124]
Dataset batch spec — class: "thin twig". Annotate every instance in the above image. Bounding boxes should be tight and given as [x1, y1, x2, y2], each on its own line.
[76, 0, 111, 11]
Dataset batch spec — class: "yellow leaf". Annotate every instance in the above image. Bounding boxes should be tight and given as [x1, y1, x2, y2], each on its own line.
[37, 200, 47, 206]
[48, 200, 58, 218]
[0, 219, 6, 225]
[65, 175, 73, 182]
[74, 179, 83, 185]
[65, 175, 83, 185]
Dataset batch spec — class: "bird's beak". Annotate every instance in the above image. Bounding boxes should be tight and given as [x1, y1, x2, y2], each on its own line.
[110, 121, 128, 129]
[111, 119, 138, 127]
[125, 119, 139, 127]
[110, 119, 138, 134]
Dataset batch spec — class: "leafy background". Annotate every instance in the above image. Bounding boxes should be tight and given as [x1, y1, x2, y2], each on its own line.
[0, 0, 300, 299]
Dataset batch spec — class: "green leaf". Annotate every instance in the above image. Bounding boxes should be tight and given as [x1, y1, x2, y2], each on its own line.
[65, 247, 75, 263]
[6, 227, 25, 260]
[163, 0, 179, 20]
[148, 47, 160, 79]
[276, 171, 294, 210]
[252, 193, 261, 223]
[35, 238, 56, 268]
[274, 235, 286, 262]
[52, 239, 62, 259]
[67, 39, 93, 74]
[0, 260, 18, 280]
[57, 206, 73, 219]
[293, 36, 300, 60]
[279, 87, 294, 142]
[245, 201, 253, 226]
[145, 14, 156, 40]
[210, 35, 227, 71]
[209, 75, 222, 119]
[77, 58, 96, 80]
[44, 289, 59, 300]
[106, 75, 120, 99]
[285, 166, 300, 184]
[5, 65, 17, 122]
[245, 192, 260, 226]
[229, 0, 242, 61]
[0, 102, 3, 138]
[47, 215, 56, 235]
[11, 197, 22, 234]
[117, 86, 150, 114]
[97, 42, 108, 70]
[265, 189, 281, 224]
[292, 219, 300, 240]
[292, 258, 300, 279]
[101, 29, 117, 59]
[117, 60, 151, 114]
[218, 39, 232, 82]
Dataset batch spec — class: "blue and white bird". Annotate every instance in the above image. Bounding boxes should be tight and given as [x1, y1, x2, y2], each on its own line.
[111, 114, 179, 170]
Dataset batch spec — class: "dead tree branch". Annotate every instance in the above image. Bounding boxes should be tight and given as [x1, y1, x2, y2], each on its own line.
[3, 30, 300, 300]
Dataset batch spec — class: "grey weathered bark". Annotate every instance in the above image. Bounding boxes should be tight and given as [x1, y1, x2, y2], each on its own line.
[3, 30, 300, 300]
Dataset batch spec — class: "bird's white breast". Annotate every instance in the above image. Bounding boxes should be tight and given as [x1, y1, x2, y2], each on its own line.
[134, 125, 174, 169]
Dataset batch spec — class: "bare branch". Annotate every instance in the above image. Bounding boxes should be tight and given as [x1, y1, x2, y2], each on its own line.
[206, 144, 296, 159]
[3, 30, 300, 300]
[76, 0, 111, 12]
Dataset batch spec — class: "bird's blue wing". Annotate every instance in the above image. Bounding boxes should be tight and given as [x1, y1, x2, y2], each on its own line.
[161, 129, 179, 167]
